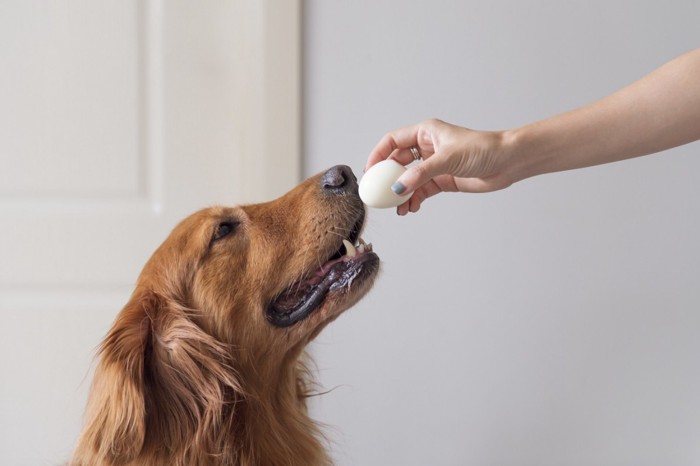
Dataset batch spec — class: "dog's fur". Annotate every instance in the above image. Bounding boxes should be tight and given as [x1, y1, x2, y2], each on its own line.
[69, 167, 378, 466]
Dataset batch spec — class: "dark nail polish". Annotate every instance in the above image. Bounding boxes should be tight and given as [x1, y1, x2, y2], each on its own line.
[391, 181, 406, 194]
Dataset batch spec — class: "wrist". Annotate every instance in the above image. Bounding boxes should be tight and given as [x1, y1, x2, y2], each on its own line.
[500, 124, 555, 184]
[497, 127, 531, 185]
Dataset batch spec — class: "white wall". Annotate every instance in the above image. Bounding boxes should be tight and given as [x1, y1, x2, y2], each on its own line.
[304, 1, 700, 465]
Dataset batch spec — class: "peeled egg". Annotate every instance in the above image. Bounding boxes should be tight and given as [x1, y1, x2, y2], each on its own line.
[359, 159, 412, 208]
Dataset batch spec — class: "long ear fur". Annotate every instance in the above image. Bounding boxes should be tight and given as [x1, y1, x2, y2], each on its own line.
[70, 290, 152, 464]
[71, 290, 243, 466]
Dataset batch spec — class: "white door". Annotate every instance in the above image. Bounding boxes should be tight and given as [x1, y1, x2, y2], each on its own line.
[0, 1, 300, 464]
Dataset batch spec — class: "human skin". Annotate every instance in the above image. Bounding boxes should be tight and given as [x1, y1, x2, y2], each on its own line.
[366, 48, 700, 215]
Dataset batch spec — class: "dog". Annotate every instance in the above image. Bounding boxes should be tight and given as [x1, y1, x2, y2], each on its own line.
[69, 165, 379, 466]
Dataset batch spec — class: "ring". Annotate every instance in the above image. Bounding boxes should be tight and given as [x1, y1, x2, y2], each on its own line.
[409, 146, 422, 161]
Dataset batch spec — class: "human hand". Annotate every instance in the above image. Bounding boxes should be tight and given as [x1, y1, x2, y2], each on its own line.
[365, 119, 515, 215]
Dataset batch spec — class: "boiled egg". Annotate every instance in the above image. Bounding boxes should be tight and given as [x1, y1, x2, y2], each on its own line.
[359, 159, 412, 208]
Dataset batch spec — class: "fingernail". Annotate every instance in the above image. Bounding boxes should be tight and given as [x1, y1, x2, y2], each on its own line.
[391, 181, 406, 194]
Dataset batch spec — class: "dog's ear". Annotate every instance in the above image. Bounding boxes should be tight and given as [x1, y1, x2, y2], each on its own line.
[72, 289, 243, 464]
[72, 290, 154, 464]
[143, 292, 244, 452]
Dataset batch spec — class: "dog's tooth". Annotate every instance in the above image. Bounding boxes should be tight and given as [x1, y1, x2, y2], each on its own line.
[357, 244, 366, 253]
[343, 239, 357, 257]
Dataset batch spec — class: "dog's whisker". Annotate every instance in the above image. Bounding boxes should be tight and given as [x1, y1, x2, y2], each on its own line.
[74, 167, 378, 466]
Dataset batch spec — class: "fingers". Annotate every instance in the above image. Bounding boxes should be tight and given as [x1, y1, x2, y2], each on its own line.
[365, 133, 397, 171]
[395, 180, 443, 216]
[365, 123, 432, 171]
[392, 146, 427, 166]
[391, 152, 451, 197]
[366, 119, 455, 216]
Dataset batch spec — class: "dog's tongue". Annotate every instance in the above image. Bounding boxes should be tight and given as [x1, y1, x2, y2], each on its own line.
[314, 238, 372, 278]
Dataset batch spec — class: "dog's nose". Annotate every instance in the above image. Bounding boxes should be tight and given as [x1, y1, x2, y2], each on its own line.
[321, 165, 357, 193]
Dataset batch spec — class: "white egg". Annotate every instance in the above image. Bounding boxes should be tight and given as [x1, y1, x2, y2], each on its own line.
[359, 159, 412, 208]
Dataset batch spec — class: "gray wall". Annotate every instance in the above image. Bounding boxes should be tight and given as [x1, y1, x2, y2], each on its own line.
[303, 1, 700, 465]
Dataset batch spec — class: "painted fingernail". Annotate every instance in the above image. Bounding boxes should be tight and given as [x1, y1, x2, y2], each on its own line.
[391, 181, 406, 194]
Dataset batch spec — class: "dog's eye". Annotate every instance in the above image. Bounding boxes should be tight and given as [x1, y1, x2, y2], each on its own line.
[213, 221, 238, 241]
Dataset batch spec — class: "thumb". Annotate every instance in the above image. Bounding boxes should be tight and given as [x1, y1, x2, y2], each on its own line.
[391, 155, 446, 195]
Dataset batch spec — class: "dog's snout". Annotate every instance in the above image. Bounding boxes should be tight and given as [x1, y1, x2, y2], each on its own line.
[321, 165, 357, 193]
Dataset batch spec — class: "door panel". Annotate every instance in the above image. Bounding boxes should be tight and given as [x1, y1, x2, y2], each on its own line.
[0, 1, 300, 463]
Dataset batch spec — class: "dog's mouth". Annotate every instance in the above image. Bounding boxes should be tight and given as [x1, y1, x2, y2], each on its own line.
[266, 214, 379, 328]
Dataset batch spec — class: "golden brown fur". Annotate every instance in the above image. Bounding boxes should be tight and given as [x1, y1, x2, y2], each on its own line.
[70, 166, 378, 466]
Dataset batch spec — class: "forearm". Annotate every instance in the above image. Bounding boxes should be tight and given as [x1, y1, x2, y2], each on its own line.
[505, 48, 700, 182]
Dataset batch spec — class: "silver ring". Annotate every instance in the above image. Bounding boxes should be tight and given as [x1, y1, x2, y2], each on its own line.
[409, 146, 422, 161]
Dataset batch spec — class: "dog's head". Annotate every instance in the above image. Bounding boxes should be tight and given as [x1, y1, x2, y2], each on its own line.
[72, 165, 378, 465]
[151, 164, 377, 349]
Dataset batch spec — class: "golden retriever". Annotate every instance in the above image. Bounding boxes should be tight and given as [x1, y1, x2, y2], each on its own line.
[69, 165, 379, 466]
